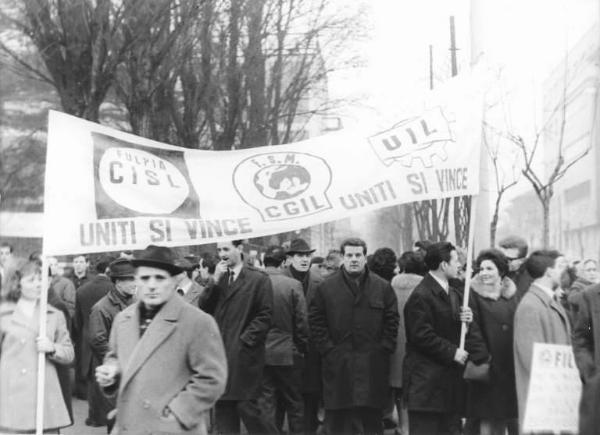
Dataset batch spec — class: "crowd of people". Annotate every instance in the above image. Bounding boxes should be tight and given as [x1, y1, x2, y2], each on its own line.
[0, 236, 599, 435]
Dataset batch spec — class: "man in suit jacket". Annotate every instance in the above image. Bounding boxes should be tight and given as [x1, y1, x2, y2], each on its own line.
[74, 255, 115, 427]
[403, 241, 471, 435]
[96, 245, 227, 435]
[513, 250, 570, 431]
[200, 240, 275, 435]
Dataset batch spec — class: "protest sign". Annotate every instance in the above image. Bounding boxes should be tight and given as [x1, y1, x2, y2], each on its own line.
[43, 76, 483, 255]
[523, 343, 582, 433]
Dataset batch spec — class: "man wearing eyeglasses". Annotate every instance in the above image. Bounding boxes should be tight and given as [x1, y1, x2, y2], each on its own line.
[498, 235, 533, 299]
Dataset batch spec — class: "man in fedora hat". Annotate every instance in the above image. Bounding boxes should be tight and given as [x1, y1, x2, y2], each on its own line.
[282, 238, 324, 434]
[199, 239, 275, 435]
[89, 258, 137, 432]
[96, 245, 227, 435]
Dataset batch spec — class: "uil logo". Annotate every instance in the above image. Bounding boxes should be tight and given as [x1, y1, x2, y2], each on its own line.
[369, 107, 455, 168]
[233, 152, 332, 222]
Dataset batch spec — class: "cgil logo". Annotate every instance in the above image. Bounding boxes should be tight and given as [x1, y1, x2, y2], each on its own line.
[233, 152, 332, 222]
[92, 132, 200, 219]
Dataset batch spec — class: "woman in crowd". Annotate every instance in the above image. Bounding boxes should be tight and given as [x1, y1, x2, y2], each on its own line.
[465, 249, 519, 435]
[0, 260, 74, 433]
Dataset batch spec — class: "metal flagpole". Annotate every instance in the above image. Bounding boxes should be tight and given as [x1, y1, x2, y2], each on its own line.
[459, 195, 478, 350]
[35, 255, 50, 435]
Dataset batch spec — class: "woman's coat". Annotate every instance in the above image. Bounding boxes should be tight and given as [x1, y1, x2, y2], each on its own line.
[0, 302, 73, 431]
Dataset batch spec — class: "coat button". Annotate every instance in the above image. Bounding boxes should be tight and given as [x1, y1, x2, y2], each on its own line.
[143, 400, 150, 409]
[502, 324, 509, 331]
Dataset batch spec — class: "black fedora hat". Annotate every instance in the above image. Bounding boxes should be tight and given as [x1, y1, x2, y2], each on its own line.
[286, 238, 316, 255]
[132, 245, 183, 275]
[108, 258, 135, 278]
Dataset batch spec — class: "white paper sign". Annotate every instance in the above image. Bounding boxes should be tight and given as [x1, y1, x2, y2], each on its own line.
[523, 343, 582, 433]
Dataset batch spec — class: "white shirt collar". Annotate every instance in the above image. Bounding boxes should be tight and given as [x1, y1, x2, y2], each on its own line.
[429, 271, 449, 294]
[230, 263, 243, 282]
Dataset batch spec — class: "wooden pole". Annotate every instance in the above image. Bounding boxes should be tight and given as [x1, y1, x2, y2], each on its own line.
[459, 195, 478, 350]
[35, 255, 50, 435]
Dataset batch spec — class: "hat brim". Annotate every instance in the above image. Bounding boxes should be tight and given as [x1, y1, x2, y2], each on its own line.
[131, 259, 183, 275]
[110, 273, 135, 279]
[286, 249, 316, 255]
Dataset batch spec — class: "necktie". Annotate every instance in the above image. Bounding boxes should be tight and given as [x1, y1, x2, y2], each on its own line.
[228, 269, 234, 286]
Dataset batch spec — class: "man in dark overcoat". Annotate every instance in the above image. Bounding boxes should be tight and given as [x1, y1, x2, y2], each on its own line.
[569, 282, 600, 434]
[73, 255, 115, 427]
[403, 241, 471, 435]
[309, 237, 399, 435]
[282, 238, 324, 434]
[89, 258, 136, 432]
[200, 239, 275, 435]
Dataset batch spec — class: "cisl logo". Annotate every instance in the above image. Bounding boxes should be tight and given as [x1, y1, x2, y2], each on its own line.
[233, 152, 332, 222]
[92, 132, 200, 219]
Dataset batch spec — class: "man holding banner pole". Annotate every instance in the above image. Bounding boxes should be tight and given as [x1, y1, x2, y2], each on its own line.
[403, 241, 472, 435]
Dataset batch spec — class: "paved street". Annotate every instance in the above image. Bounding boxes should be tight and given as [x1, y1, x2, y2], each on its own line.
[63, 398, 106, 435]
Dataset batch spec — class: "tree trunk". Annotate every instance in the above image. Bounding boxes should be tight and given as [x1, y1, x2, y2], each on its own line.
[542, 198, 550, 248]
[490, 193, 501, 248]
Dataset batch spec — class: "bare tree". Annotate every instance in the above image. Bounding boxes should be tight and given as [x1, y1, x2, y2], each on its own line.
[500, 69, 598, 247]
[0, 0, 127, 121]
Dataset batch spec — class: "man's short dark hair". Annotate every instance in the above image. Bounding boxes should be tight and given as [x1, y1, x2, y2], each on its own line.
[525, 250, 562, 279]
[424, 242, 456, 271]
[310, 256, 324, 266]
[263, 246, 286, 268]
[340, 238, 367, 255]
[398, 251, 427, 276]
[498, 235, 528, 259]
[200, 252, 218, 274]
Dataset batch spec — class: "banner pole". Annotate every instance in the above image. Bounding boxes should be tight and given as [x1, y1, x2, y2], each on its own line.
[459, 195, 478, 351]
[35, 255, 49, 435]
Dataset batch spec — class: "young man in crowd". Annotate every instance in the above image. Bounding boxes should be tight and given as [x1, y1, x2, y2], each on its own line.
[200, 240, 275, 434]
[403, 241, 472, 435]
[48, 256, 77, 318]
[96, 245, 227, 434]
[513, 250, 570, 431]
[70, 254, 92, 289]
[175, 258, 205, 306]
[309, 237, 399, 435]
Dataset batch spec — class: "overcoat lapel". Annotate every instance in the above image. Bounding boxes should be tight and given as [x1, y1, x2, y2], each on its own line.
[120, 296, 181, 390]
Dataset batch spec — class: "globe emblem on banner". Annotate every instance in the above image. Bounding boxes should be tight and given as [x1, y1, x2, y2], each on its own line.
[98, 147, 190, 214]
[253, 164, 311, 200]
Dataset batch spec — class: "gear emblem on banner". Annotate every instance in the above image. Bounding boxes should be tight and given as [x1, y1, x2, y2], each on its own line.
[368, 107, 455, 168]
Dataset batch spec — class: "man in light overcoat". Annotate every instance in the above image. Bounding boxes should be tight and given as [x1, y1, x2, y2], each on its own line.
[513, 250, 570, 431]
[96, 245, 227, 435]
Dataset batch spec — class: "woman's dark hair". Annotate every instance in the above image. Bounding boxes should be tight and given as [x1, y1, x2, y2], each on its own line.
[561, 266, 578, 289]
[398, 251, 427, 276]
[368, 248, 397, 282]
[2, 260, 42, 302]
[475, 248, 510, 278]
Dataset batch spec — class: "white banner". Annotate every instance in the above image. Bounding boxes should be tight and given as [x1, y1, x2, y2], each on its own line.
[523, 343, 582, 433]
[43, 79, 482, 255]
